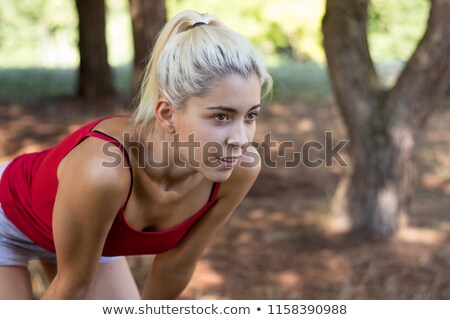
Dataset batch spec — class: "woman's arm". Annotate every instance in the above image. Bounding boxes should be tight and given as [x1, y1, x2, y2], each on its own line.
[141, 149, 261, 299]
[42, 139, 130, 299]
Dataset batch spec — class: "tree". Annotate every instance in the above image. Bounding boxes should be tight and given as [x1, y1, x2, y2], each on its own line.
[322, 0, 450, 238]
[129, 0, 167, 92]
[75, 0, 114, 99]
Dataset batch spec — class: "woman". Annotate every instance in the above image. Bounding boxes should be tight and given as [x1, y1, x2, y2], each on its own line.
[0, 10, 272, 299]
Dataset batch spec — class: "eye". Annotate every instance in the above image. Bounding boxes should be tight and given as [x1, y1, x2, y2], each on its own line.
[245, 112, 259, 121]
[213, 113, 230, 122]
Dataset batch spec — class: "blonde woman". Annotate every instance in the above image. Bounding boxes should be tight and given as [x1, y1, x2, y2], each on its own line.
[0, 10, 271, 299]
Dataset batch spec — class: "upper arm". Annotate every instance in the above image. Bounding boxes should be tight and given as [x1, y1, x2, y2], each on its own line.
[52, 139, 130, 289]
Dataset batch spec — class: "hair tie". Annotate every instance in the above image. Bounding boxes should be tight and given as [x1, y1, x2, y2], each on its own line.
[192, 22, 207, 28]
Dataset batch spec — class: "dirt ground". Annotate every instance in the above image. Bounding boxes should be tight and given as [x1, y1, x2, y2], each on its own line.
[1, 95, 449, 299]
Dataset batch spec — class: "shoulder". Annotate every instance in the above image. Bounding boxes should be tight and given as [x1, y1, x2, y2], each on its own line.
[56, 135, 131, 215]
[217, 145, 261, 200]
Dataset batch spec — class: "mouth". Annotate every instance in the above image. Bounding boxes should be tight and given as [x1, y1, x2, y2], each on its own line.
[217, 156, 240, 168]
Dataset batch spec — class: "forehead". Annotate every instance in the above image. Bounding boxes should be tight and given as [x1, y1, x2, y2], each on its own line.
[187, 73, 261, 111]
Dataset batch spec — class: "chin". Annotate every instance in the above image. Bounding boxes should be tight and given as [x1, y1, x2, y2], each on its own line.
[203, 168, 234, 183]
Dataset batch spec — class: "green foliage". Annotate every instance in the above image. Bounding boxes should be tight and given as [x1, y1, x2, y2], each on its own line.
[167, 0, 326, 62]
[105, 0, 133, 66]
[269, 59, 331, 103]
[0, 0, 433, 105]
[0, 57, 332, 105]
[368, 0, 430, 61]
[0, 64, 133, 104]
[166, 0, 431, 63]
[0, 0, 431, 68]
[0, 68, 76, 103]
[0, 0, 77, 67]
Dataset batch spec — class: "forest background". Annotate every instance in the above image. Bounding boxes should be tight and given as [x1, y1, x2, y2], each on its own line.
[1, 0, 449, 299]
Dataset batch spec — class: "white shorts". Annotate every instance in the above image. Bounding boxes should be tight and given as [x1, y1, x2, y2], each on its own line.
[0, 159, 119, 266]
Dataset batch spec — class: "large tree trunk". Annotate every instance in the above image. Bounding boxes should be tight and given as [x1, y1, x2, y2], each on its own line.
[75, 0, 114, 99]
[129, 0, 166, 92]
[322, 0, 450, 239]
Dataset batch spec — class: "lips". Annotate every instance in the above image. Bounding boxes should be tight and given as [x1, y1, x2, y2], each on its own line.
[218, 157, 237, 162]
[217, 156, 240, 168]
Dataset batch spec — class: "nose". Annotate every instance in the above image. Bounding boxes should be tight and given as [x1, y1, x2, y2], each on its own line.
[226, 123, 249, 148]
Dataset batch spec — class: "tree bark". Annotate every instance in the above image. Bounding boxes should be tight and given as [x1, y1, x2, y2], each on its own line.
[75, 0, 114, 99]
[129, 0, 167, 93]
[323, 0, 450, 239]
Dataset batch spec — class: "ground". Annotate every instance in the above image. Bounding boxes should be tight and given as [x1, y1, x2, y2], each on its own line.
[1, 95, 449, 299]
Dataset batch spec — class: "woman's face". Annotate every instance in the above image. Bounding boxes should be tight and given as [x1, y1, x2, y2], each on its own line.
[172, 72, 261, 182]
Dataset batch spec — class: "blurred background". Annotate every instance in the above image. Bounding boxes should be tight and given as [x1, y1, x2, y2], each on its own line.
[0, 0, 449, 299]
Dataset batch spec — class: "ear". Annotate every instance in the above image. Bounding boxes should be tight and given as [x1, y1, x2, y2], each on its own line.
[154, 98, 176, 134]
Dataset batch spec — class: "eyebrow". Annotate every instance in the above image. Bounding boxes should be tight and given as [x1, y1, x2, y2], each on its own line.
[206, 104, 261, 112]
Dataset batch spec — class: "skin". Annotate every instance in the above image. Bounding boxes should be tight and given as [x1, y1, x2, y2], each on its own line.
[0, 72, 262, 299]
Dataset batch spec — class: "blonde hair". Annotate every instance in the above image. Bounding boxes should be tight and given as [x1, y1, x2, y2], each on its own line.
[131, 10, 272, 137]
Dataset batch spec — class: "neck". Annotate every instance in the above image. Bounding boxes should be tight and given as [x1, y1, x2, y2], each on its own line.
[133, 120, 201, 191]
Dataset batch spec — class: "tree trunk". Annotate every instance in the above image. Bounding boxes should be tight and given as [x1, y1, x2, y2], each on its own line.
[129, 0, 166, 93]
[323, 0, 450, 239]
[75, 0, 114, 99]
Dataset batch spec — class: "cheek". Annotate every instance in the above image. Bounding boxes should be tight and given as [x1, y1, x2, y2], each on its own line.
[197, 124, 226, 142]
[174, 117, 197, 140]
[246, 124, 256, 141]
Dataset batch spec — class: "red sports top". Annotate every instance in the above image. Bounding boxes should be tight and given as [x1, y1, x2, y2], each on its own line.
[0, 114, 221, 256]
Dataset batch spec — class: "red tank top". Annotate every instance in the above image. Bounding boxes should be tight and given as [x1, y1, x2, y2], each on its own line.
[0, 114, 221, 256]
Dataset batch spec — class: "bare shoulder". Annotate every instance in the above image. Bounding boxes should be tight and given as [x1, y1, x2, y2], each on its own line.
[56, 136, 131, 219]
[217, 145, 261, 200]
